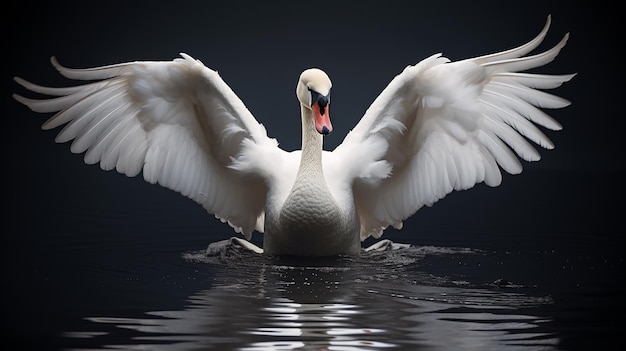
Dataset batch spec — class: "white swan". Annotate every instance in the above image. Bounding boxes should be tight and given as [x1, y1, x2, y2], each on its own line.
[14, 16, 574, 256]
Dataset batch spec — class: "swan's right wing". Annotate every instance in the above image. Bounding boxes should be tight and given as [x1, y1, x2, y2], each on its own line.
[14, 53, 285, 238]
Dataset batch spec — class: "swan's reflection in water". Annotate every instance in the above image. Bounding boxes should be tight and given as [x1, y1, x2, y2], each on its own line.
[71, 245, 558, 350]
[240, 298, 394, 350]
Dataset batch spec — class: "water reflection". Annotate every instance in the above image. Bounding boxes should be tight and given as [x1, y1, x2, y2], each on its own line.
[66, 245, 558, 350]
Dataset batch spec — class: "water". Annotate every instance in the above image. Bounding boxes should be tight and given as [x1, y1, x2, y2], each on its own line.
[8, 234, 620, 351]
[56, 244, 560, 351]
[3, 171, 624, 350]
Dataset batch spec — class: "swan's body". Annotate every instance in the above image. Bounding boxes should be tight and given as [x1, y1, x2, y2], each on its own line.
[14, 17, 574, 256]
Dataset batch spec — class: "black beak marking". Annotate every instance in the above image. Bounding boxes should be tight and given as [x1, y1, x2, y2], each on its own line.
[319, 102, 326, 115]
[308, 87, 330, 114]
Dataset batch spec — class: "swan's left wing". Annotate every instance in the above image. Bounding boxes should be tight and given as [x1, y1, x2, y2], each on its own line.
[328, 16, 575, 240]
[14, 53, 284, 239]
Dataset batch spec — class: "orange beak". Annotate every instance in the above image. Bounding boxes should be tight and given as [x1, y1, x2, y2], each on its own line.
[312, 102, 332, 135]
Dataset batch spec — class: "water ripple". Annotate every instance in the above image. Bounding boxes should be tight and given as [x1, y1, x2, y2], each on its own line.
[65, 243, 558, 350]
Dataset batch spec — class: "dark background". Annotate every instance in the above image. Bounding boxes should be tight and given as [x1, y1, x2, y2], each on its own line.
[2, 0, 624, 349]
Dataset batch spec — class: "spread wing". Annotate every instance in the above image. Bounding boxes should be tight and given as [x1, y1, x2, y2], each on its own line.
[14, 53, 284, 239]
[329, 16, 575, 240]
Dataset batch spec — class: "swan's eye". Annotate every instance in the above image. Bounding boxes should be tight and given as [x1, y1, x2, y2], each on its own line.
[307, 87, 319, 108]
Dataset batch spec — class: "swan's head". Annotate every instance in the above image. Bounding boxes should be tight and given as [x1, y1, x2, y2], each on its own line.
[296, 68, 332, 135]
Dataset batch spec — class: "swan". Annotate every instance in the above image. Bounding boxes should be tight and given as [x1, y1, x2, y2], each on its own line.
[13, 16, 574, 256]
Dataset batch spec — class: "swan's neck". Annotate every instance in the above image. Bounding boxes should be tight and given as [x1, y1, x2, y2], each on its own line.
[263, 104, 361, 256]
[296, 105, 324, 179]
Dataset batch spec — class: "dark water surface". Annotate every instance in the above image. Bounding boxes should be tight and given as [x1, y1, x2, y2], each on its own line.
[3, 171, 624, 350]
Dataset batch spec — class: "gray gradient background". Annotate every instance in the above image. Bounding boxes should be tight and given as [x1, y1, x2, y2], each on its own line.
[3, 0, 622, 239]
